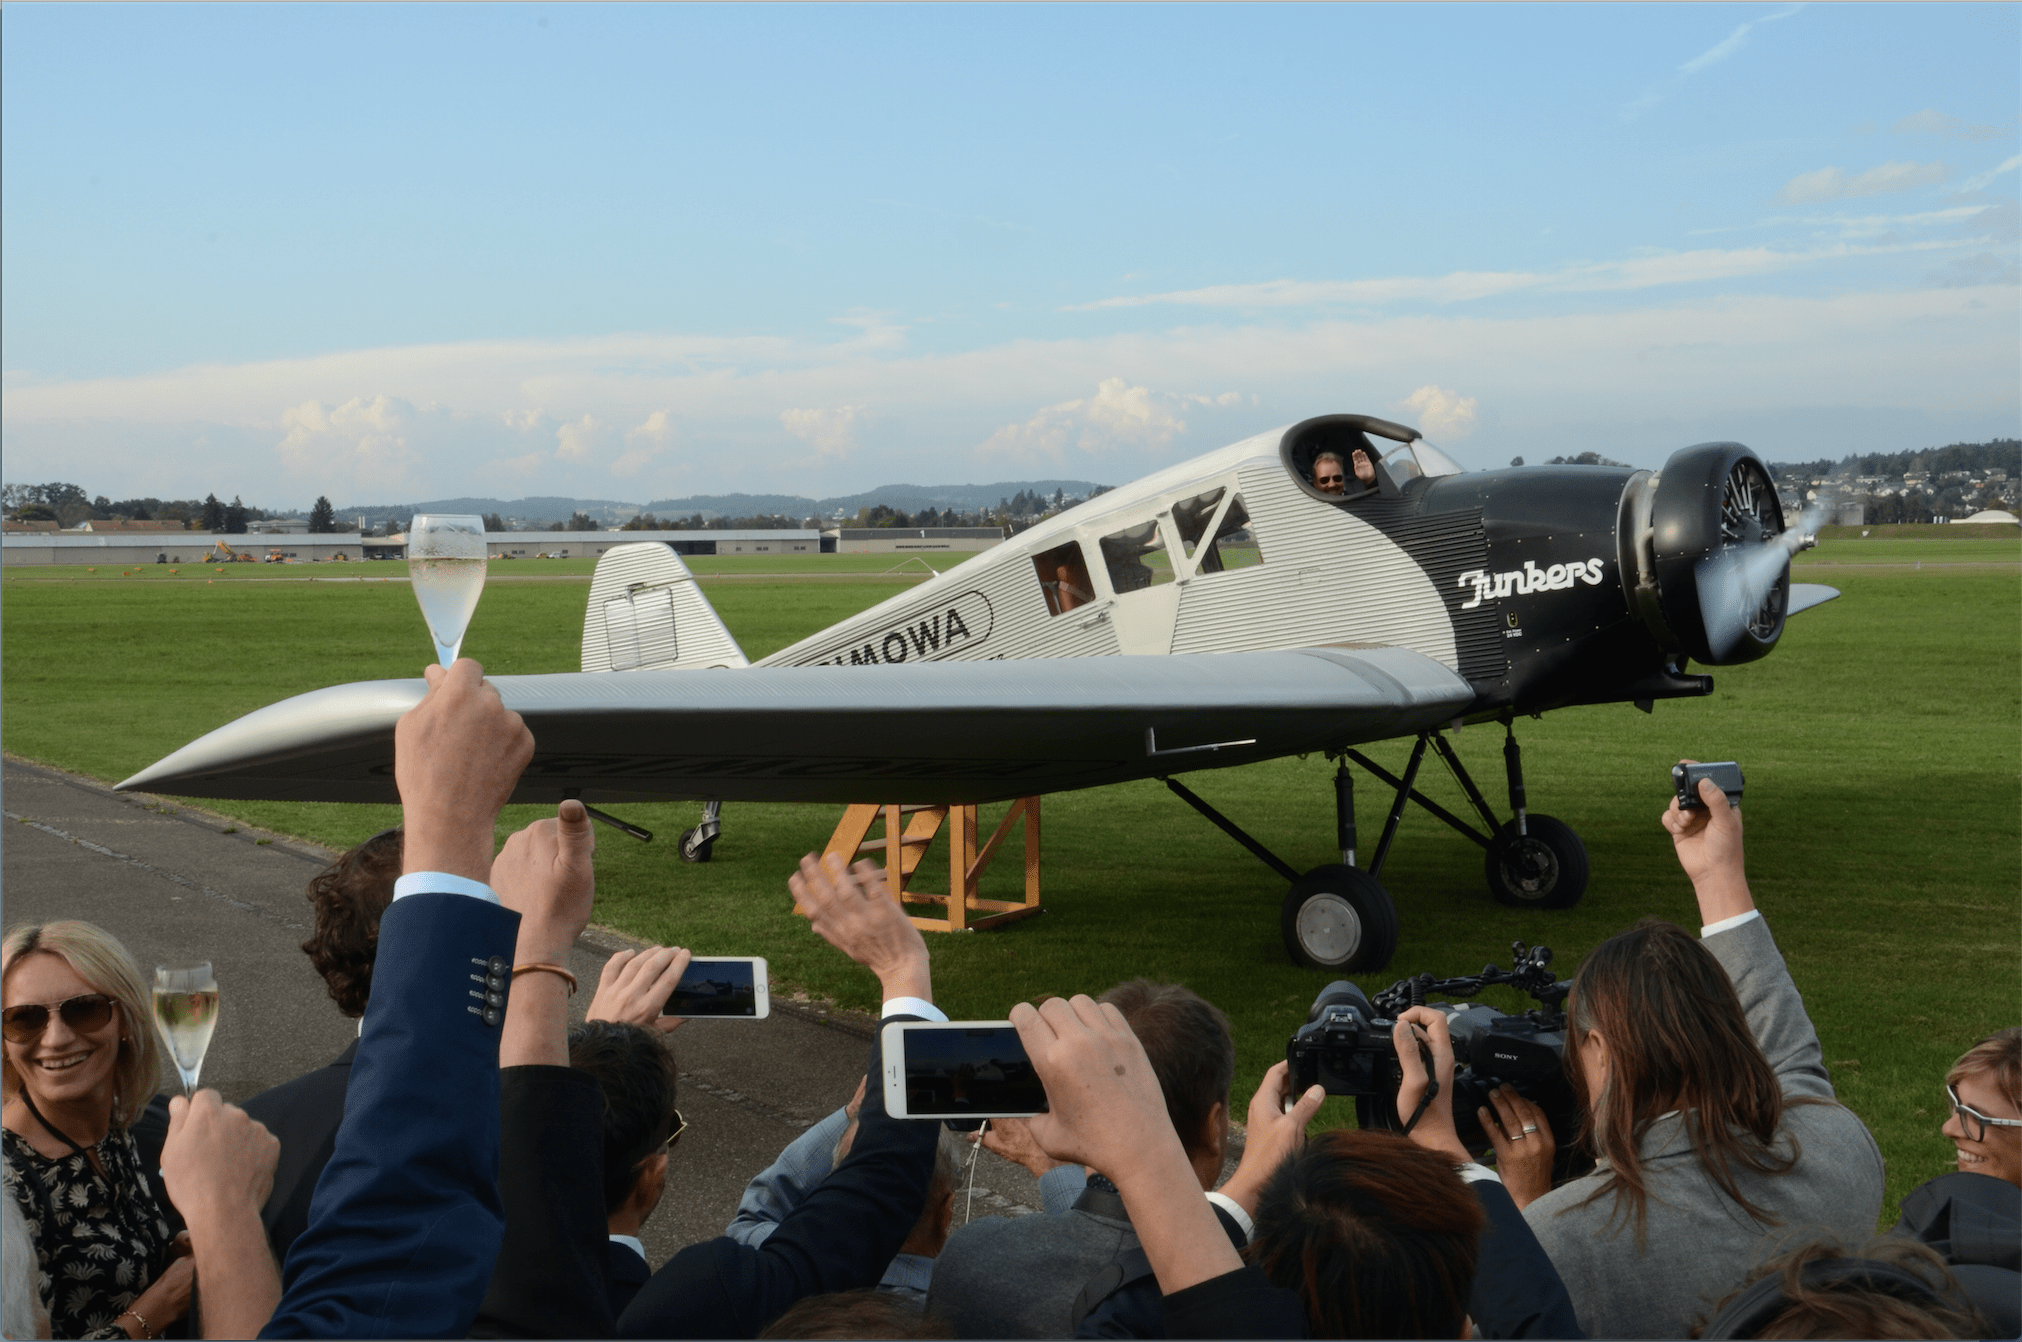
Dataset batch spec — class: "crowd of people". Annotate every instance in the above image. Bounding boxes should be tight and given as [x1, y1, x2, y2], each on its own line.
[2, 657, 2016, 1340]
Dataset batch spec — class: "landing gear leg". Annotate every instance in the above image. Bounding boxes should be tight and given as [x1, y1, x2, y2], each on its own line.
[1335, 759, 1356, 868]
[1482, 726, 1588, 909]
[679, 800, 722, 864]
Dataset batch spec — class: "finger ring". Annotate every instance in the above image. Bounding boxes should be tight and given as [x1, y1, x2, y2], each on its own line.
[1510, 1130, 1526, 1140]
[1522, 1124, 1540, 1134]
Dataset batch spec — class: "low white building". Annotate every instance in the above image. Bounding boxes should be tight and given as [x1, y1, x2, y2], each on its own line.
[368, 529, 828, 561]
[829, 527, 1006, 555]
[1, 532, 365, 565]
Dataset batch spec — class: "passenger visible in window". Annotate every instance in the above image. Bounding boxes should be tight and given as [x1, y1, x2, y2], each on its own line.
[1052, 563, 1093, 612]
[1312, 453, 1347, 496]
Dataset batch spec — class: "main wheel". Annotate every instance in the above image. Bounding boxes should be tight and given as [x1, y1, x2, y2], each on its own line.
[1281, 865, 1399, 973]
[679, 826, 716, 863]
[1484, 815, 1588, 909]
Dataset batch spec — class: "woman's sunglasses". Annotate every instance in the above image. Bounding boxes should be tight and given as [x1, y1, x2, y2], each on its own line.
[665, 1109, 688, 1150]
[1947, 1083, 2022, 1143]
[2, 993, 116, 1044]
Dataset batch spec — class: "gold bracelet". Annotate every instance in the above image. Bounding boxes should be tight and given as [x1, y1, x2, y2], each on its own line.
[119, 1308, 156, 1340]
[511, 962, 578, 995]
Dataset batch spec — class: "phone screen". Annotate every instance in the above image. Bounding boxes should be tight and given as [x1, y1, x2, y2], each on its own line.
[662, 958, 764, 1018]
[897, 1024, 1048, 1117]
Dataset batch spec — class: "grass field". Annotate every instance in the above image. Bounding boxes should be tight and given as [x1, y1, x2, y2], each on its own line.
[4, 540, 2017, 1221]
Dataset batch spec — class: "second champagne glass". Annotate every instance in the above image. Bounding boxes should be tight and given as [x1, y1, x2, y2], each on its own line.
[152, 963, 219, 1095]
[408, 514, 490, 667]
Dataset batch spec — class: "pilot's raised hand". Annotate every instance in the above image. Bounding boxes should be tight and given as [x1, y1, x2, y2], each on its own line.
[394, 658, 534, 882]
[789, 853, 932, 1005]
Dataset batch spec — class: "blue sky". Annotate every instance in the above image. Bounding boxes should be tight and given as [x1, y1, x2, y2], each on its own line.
[4, 3, 2017, 508]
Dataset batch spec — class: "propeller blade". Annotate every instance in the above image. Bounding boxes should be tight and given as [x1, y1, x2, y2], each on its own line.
[1695, 502, 1825, 662]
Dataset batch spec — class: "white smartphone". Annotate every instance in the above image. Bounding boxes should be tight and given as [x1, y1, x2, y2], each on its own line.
[661, 956, 769, 1019]
[880, 1020, 1048, 1120]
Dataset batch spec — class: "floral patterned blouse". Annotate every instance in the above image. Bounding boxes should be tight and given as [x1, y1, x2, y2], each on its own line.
[3, 1125, 176, 1340]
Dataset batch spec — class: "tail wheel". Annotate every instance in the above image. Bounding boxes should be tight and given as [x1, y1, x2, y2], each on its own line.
[678, 826, 716, 863]
[1281, 865, 1399, 973]
[1484, 815, 1588, 909]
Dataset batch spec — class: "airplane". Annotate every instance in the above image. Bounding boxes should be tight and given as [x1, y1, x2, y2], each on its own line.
[119, 412, 1837, 973]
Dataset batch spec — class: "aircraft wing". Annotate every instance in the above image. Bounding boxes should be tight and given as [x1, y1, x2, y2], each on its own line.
[115, 646, 1475, 806]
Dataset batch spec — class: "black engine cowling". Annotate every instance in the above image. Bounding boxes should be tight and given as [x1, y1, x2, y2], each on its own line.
[1622, 442, 1790, 666]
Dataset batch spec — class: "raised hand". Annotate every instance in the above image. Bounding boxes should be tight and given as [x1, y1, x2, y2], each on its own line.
[394, 658, 534, 882]
[586, 946, 692, 1033]
[1391, 1006, 1469, 1163]
[787, 854, 931, 1003]
[1661, 764, 1753, 924]
[158, 1090, 283, 1337]
[491, 799, 597, 965]
[1216, 1060, 1326, 1217]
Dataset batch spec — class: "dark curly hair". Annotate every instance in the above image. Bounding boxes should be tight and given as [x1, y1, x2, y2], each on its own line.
[301, 828, 402, 1018]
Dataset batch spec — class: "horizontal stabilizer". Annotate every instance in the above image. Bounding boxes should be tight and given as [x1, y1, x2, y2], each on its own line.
[115, 647, 1473, 806]
[1787, 583, 1840, 617]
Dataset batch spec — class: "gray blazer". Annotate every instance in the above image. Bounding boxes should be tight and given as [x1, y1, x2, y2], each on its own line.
[1521, 915, 1884, 1340]
[928, 1190, 1138, 1339]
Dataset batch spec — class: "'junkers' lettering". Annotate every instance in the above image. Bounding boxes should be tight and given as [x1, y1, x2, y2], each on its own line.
[1457, 559, 1606, 610]
[808, 590, 995, 666]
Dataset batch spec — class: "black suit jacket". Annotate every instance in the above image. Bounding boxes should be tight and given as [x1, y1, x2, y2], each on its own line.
[607, 1241, 650, 1321]
[242, 1039, 359, 1263]
[616, 1020, 941, 1340]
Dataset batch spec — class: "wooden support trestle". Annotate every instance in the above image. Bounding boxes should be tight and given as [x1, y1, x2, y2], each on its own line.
[819, 798, 1043, 932]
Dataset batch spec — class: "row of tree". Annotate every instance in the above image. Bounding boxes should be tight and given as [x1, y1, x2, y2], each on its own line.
[1, 482, 283, 533]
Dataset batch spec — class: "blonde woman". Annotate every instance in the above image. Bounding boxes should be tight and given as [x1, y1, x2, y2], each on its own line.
[2, 923, 188, 1340]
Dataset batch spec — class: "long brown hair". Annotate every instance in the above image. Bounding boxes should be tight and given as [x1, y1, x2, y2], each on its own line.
[1567, 917, 1799, 1243]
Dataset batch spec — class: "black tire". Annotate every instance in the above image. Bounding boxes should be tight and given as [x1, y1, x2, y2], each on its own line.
[1483, 815, 1588, 909]
[679, 827, 716, 864]
[1280, 865, 1399, 973]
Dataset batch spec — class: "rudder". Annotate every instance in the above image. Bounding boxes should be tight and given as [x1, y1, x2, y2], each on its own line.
[582, 543, 749, 672]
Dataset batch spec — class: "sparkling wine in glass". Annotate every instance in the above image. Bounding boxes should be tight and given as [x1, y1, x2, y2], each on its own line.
[152, 963, 219, 1095]
[408, 514, 490, 666]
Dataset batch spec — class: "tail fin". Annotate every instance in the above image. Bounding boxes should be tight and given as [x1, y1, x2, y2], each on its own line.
[582, 543, 749, 672]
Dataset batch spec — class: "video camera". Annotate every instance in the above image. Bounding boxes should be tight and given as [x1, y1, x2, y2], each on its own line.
[1286, 943, 1590, 1179]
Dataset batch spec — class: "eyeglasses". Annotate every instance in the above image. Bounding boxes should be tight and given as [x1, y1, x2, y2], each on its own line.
[1947, 1083, 2022, 1143]
[1316, 473, 1345, 486]
[2, 994, 116, 1044]
[665, 1109, 688, 1150]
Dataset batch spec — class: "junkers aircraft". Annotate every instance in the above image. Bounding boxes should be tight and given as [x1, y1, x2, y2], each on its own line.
[120, 413, 1837, 973]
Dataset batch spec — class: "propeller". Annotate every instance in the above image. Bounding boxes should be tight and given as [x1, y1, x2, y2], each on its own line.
[1694, 484, 1824, 662]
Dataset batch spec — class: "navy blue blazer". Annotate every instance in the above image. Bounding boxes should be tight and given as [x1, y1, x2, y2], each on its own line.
[261, 892, 519, 1340]
[607, 1240, 651, 1321]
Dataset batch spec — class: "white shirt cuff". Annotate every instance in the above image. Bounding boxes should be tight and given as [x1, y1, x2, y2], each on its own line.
[1700, 909, 1761, 938]
[1205, 1191, 1254, 1243]
[881, 997, 945, 1021]
[1456, 1162, 1503, 1184]
[392, 872, 499, 904]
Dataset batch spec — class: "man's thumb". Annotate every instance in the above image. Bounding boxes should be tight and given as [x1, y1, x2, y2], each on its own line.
[557, 798, 595, 853]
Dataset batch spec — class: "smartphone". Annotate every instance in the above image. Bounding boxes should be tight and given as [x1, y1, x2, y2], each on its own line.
[880, 1020, 1048, 1120]
[1673, 761, 1745, 810]
[661, 957, 769, 1019]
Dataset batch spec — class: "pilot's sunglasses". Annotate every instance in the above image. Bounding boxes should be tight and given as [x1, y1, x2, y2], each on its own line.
[1947, 1083, 2022, 1142]
[665, 1109, 689, 1149]
[2, 993, 116, 1044]
[1316, 472, 1345, 486]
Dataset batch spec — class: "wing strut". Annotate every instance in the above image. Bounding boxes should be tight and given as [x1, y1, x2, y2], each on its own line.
[1162, 778, 1300, 882]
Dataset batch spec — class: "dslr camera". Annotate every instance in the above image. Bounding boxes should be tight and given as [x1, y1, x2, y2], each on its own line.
[1286, 943, 1589, 1178]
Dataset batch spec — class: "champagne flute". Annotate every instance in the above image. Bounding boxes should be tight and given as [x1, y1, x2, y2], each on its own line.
[152, 963, 219, 1095]
[408, 514, 490, 667]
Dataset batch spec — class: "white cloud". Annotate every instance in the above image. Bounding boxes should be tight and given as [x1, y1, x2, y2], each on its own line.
[1959, 155, 2022, 195]
[611, 410, 677, 477]
[1679, 6, 1802, 76]
[779, 404, 869, 459]
[1892, 110, 2008, 142]
[1778, 161, 1950, 204]
[977, 379, 1194, 462]
[1395, 385, 1480, 440]
[1071, 237, 1982, 311]
[274, 395, 421, 494]
[554, 413, 607, 462]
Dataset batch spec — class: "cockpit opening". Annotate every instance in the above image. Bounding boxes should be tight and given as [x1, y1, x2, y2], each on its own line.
[1281, 413, 1464, 503]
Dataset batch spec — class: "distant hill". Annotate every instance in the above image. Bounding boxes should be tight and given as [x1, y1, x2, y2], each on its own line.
[1769, 439, 2020, 482]
[640, 481, 1107, 519]
[336, 481, 1110, 527]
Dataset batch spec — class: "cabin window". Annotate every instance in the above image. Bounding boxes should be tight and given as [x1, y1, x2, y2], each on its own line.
[1033, 541, 1097, 616]
[1099, 521, 1174, 595]
[1171, 490, 1262, 574]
